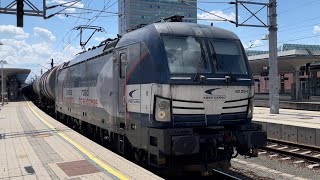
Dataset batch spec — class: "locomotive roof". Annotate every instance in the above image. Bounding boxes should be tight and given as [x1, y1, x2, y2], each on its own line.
[153, 22, 240, 39]
[119, 22, 240, 42]
[67, 45, 105, 67]
[64, 39, 117, 68]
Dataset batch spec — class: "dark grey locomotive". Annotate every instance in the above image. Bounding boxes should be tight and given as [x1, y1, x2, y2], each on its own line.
[25, 22, 267, 175]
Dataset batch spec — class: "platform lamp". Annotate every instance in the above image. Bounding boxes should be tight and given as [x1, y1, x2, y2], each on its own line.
[0, 41, 3, 106]
[0, 60, 8, 106]
[0, 42, 2, 109]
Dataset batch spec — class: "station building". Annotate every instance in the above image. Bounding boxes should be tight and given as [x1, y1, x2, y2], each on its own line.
[247, 43, 320, 101]
[118, 0, 197, 34]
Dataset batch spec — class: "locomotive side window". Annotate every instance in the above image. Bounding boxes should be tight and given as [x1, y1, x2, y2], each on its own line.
[120, 53, 127, 78]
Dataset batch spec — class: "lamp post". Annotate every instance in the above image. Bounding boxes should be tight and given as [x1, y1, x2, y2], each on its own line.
[0, 60, 8, 106]
[0, 41, 4, 106]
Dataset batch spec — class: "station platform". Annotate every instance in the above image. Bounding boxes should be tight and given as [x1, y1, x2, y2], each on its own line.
[253, 107, 320, 147]
[0, 100, 162, 180]
[255, 99, 320, 111]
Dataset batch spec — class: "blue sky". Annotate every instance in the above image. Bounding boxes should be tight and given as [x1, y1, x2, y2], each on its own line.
[0, 0, 320, 80]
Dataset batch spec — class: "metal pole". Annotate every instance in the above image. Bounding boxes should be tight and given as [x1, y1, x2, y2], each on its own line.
[235, 0, 239, 27]
[1, 61, 4, 106]
[268, 0, 279, 114]
[0, 43, 3, 108]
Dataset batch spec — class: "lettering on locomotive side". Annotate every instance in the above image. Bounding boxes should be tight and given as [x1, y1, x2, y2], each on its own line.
[203, 95, 226, 100]
[65, 89, 72, 96]
[235, 89, 249, 93]
[81, 88, 89, 96]
[79, 98, 98, 107]
[128, 99, 140, 104]
[64, 97, 74, 103]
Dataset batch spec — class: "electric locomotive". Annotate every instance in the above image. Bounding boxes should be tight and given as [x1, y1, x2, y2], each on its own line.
[26, 21, 267, 175]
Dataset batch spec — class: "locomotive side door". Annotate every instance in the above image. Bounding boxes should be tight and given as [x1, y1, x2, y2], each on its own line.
[116, 49, 128, 125]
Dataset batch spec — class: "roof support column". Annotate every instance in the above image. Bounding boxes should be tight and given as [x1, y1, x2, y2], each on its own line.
[294, 68, 300, 100]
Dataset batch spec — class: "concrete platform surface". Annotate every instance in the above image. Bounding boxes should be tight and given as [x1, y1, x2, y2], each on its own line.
[0, 101, 162, 180]
[253, 107, 320, 147]
[255, 99, 320, 111]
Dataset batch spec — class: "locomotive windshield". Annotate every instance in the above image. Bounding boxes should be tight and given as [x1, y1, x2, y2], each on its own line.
[162, 36, 212, 74]
[209, 40, 248, 75]
[162, 36, 248, 75]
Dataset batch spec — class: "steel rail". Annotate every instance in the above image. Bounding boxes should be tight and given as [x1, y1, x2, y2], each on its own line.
[261, 139, 320, 164]
[267, 138, 320, 152]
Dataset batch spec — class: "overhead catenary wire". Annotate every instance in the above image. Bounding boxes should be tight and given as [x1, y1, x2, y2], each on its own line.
[65, 14, 91, 20]
[46, 0, 82, 19]
[246, 33, 320, 50]
[278, 0, 319, 15]
[185, 0, 234, 4]
[60, 5, 119, 14]
[179, 0, 236, 23]
[52, 0, 117, 64]
[50, 0, 94, 63]
[242, 15, 320, 42]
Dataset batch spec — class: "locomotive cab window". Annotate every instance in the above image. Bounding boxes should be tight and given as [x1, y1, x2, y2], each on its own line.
[162, 36, 211, 74]
[209, 40, 248, 75]
[120, 53, 127, 78]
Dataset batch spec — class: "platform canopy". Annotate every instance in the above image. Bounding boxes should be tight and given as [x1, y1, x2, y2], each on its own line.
[247, 44, 320, 75]
[246, 44, 320, 100]
[2, 68, 31, 83]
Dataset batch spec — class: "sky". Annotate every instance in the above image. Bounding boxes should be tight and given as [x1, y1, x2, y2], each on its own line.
[1, 0, 320, 81]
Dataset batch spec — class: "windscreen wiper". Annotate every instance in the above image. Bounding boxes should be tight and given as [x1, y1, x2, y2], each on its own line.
[210, 42, 237, 83]
[193, 45, 206, 82]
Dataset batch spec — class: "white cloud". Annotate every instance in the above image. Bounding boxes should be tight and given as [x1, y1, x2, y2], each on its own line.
[47, 0, 84, 13]
[46, 0, 85, 19]
[197, 10, 236, 23]
[313, 26, 320, 34]
[252, 40, 263, 47]
[0, 25, 29, 39]
[94, 37, 106, 42]
[243, 40, 264, 49]
[33, 27, 57, 43]
[0, 38, 81, 80]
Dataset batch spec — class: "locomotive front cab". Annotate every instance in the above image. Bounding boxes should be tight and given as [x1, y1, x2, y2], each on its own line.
[160, 35, 254, 126]
[118, 23, 267, 173]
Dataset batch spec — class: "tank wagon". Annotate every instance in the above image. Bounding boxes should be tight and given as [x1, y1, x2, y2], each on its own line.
[25, 22, 267, 175]
[30, 65, 61, 113]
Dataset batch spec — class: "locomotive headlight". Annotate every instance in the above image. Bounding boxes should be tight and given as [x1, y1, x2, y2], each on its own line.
[158, 110, 167, 119]
[159, 100, 170, 110]
[155, 97, 171, 122]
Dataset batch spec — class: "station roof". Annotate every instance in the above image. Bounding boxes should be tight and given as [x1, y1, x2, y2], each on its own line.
[246, 44, 320, 75]
[2, 68, 31, 83]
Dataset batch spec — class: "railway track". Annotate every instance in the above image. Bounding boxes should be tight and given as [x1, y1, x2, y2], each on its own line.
[260, 139, 320, 169]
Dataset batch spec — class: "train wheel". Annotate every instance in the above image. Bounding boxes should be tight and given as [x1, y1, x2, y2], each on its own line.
[72, 118, 80, 131]
[92, 127, 97, 140]
[134, 149, 147, 166]
[87, 124, 93, 139]
[99, 129, 109, 146]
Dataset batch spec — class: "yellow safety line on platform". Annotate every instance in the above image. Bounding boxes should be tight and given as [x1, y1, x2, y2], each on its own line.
[26, 100, 129, 180]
